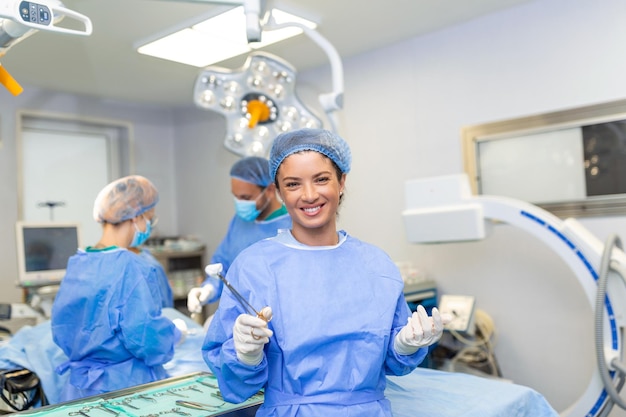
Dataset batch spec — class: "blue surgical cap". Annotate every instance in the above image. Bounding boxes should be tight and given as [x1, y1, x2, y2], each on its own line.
[93, 175, 159, 224]
[269, 128, 352, 181]
[230, 156, 271, 187]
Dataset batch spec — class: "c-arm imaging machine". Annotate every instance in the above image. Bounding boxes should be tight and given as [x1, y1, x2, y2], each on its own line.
[402, 174, 626, 417]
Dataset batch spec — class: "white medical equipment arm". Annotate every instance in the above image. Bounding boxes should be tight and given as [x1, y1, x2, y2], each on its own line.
[402, 174, 626, 417]
[263, 17, 344, 133]
[0, 0, 91, 96]
[0, 0, 91, 54]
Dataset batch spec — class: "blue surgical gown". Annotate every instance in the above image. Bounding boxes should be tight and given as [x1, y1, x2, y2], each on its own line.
[202, 230, 426, 417]
[51, 247, 180, 402]
[137, 248, 174, 308]
[202, 210, 291, 304]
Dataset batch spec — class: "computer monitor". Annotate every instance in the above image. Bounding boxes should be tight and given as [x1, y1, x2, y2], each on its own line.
[15, 221, 81, 287]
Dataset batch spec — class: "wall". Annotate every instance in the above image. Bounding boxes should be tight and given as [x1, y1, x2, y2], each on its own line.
[171, 108, 239, 260]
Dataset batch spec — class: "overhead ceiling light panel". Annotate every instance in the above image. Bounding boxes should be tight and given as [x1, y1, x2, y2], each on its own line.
[136, 22, 251, 68]
[193, 51, 323, 157]
[137, 28, 249, 67]
[136, 7, 317, 68]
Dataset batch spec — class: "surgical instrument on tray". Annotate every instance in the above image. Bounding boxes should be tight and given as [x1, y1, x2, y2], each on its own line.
[175, 400, 223, 411]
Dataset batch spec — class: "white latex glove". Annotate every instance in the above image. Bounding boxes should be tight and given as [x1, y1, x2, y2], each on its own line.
[187, 285, 215, 314]
[394, 305, 449, 355]
[172, 318, 188, 345]
[258, 306, 273, 322]
[233, 307, 273, 366]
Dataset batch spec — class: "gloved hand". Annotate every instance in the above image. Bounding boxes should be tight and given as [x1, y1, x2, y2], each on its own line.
[394, 305, 449, 355]
[187, 285, 215, 314]
[172, 318, 189, 346]
[233, 307, 273, 366]
[258, 306, 273, 322]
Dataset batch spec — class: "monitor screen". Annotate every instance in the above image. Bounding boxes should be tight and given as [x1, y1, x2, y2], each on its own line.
[15, 222, 81, 287]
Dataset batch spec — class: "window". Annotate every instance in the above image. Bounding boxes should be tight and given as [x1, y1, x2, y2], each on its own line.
[17, 111, 133, 245]
[462, 99, 626, 218]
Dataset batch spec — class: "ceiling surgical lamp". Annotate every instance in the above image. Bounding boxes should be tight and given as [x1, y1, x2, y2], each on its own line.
[194, 51, 324, 157]
[192, 6, 344, 157]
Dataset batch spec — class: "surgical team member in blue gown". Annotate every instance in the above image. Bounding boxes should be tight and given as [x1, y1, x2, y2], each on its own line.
[132, 246, 174, 308]
[51, 175, 184, 402]
[202, 129, 447, 417]
[187, 156, 291, 315]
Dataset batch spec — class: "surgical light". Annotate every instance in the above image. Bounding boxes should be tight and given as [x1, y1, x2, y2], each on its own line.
[194, 51, 323, 157]
[161, 2, 344, 157]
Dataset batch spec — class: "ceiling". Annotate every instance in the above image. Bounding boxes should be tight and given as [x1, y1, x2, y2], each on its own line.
[1, 0, 533, 108]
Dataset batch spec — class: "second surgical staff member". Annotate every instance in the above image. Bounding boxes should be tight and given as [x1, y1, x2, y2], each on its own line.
[202, 129, 447, 417]
[131, 245, 174, 308]
[51, 175, 184, 401]
[187, 156, 291, 314]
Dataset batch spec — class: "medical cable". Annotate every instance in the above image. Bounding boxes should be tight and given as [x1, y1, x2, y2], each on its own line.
[595, 233, 626, 413]
[448, 309, 501, 377]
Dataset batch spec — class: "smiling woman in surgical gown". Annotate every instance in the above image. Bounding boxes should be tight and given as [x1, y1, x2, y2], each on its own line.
[202, 129, 446, 417]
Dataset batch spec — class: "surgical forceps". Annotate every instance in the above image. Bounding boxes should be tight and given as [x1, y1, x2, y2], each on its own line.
[181, 384, 203, 393]
[133, 393, 156, 403]
[68, 410, 90, 417]
[93, 404, 119, 416]
[165, 408, 191, 416]
[113, 398, 139, 410]
[197, 378, 218, 389]
[155, 388, 189, 398]
[175, 400, 224, 412]
[205, 263, 271, 322]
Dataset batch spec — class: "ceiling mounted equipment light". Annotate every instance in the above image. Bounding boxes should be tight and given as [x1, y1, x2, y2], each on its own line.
[192, 6, 344, 157]
[193, 51, 322, 157]
[149, 0, 344, 157]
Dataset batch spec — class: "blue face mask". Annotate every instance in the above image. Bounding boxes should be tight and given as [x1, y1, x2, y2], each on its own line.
[234, 189, 267, 222]
[130, 217, 152, 247]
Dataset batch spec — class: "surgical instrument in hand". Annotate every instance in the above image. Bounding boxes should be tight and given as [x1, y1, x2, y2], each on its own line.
[205, 263, 271, 322]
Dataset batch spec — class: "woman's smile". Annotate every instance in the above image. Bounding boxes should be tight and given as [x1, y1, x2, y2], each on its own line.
[301, 204, 323, 216]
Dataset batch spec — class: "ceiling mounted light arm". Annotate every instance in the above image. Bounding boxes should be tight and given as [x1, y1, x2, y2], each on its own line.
[263, 20, 344, 133]
[0, 0, 92, 96]
[243, 0, 262, 42]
